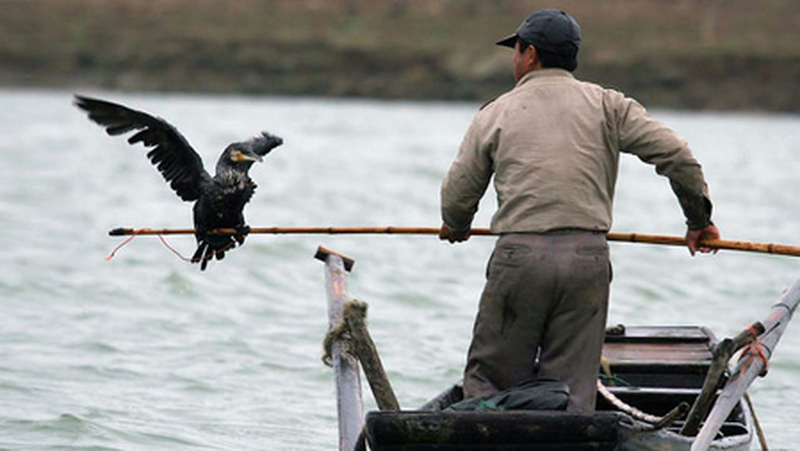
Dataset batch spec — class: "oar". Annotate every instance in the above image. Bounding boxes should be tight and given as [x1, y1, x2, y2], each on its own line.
[108, 226, 800, 258]
[690, 279, 800, 451]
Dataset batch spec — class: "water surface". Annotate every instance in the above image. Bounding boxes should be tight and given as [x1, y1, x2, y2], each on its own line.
[1, 90, 798, 449]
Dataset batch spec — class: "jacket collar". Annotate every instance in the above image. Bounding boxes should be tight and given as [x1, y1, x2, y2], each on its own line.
[515, 68, 574, 88]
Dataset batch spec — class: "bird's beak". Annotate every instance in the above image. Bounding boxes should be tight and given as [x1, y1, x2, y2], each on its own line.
[235, 151, 263, 163]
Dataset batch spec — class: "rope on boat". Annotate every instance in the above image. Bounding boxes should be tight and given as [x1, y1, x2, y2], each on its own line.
[598, 349, 688, 429]
[597, 380, 689, 430]
[739, 340, 770, 377]
[322, 320, 353, 367]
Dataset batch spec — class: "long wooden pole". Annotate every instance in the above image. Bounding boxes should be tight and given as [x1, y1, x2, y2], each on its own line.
[108, 226, 800, 257]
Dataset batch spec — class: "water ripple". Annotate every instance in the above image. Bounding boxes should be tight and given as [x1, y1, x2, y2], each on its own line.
[1, 90, 798, 449]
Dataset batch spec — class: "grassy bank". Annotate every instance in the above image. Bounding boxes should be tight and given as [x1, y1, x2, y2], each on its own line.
[2, 0, 799, 111]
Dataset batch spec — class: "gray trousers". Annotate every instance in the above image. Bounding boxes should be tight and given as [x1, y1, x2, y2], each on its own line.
[463, 231, 610, 412]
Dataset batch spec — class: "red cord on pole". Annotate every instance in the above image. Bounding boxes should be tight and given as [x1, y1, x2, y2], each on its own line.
[105, 228, 234, 265]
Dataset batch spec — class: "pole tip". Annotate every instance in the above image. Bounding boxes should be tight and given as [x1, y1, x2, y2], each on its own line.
[108, 227, 134, 236]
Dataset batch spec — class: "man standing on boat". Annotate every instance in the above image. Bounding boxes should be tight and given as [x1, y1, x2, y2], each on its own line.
[439, 9, 720, 412]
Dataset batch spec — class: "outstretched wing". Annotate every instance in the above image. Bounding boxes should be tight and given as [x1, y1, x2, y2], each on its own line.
[74, 95, 211, 202]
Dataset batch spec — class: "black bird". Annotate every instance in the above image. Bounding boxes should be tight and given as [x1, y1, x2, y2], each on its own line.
[74, 95, 283, 270]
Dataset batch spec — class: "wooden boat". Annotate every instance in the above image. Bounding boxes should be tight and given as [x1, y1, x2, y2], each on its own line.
[366, 326, 754, 450]
[316, 247, 798, 451]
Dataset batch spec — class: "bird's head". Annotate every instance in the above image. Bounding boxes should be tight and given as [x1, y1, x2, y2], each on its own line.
[249, 132, 283, 158]
[220, 132, 283, 169]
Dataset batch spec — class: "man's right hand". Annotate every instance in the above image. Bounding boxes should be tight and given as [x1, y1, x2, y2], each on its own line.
[686, 224, 720, 256]
[439, 223, 471, 244]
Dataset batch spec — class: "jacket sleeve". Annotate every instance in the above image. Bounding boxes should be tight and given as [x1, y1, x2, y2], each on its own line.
[440, 115, 495, 233]
[609, 91, 713, 230]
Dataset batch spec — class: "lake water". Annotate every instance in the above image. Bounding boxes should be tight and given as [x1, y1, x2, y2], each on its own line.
[1, 89, 799, 450]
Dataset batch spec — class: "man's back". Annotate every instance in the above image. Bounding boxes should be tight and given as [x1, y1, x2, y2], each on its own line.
[442, 68, 709, 235]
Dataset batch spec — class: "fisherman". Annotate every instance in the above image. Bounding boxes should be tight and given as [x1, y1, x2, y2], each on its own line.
[439, 9, 720, 412]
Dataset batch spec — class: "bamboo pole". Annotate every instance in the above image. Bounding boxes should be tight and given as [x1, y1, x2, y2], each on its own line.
[109, 226, 800, 257]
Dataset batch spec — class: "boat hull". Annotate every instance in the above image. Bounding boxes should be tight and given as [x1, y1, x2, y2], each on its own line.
[366, 410, 623, 450]
[365, 326, 753, 450]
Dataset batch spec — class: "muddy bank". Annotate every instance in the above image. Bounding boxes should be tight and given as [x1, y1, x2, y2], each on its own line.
[2, 0, 798, 111]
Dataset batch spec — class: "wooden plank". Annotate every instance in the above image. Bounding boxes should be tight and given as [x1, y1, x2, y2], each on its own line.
[605, 326, 711, 344]
[344, 300, 401, 412]
[603, 342, 713, 365]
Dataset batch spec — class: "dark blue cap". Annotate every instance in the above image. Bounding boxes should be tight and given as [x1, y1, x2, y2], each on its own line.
[496, 9, 581, 70]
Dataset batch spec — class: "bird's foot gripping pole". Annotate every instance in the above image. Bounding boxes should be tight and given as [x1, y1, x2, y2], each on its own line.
[316, 246, 399, 451]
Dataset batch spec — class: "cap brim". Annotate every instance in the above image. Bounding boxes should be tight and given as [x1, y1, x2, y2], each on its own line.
[495, 34, 518, 48]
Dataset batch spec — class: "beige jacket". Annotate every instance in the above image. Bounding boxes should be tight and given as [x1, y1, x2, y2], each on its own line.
[441, 69, 711, 234]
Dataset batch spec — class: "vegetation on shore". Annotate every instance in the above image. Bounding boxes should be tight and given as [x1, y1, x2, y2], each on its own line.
[2, 0, 798, 111]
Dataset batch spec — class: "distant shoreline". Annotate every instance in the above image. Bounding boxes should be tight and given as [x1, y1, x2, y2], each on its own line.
[3, 0, 798, 112]
[3, 52, 797, 113]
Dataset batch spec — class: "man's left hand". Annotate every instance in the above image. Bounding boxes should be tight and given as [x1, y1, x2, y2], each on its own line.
[686, 224, 720, 256]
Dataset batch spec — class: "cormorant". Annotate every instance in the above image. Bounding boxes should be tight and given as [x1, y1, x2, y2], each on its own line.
[74, 95, 283, 270]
